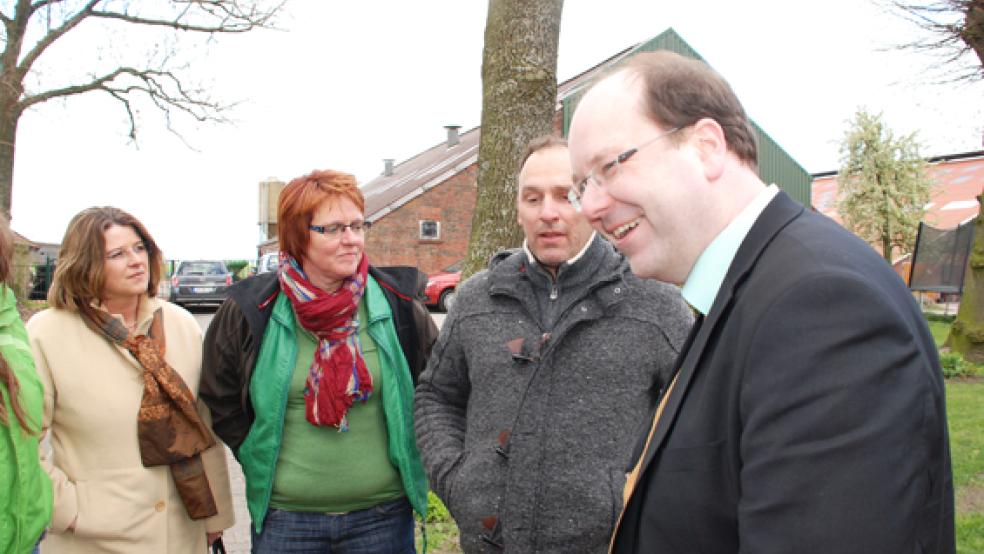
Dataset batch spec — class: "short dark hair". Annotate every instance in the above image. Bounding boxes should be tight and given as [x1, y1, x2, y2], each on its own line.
[622, 51, 758, 168]
[518, 134, 568, 174]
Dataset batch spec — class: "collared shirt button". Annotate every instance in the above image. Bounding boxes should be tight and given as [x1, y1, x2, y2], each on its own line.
[154, 501, 166, 512]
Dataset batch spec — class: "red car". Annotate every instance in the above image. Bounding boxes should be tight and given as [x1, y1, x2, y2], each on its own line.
[423, 262, 461, 312]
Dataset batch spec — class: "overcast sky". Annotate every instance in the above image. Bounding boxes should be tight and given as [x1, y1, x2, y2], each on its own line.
[10, 0, 983, 260]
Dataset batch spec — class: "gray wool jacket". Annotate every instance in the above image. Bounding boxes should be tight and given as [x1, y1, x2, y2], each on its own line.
[414, 235, 694, 554]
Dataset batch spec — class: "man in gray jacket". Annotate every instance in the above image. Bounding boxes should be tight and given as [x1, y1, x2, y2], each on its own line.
[414, 135, 694, 553]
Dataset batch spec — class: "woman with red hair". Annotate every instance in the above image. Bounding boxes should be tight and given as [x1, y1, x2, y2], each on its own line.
[201, 169, 437, 553]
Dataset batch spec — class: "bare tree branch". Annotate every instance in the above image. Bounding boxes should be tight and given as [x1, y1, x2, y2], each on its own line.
[19, 65, 229, 138]
[0, 0, 286, 217]
[29, 0, 71, 12]
[16, 0, 99, 76]
[89, 0, 282, 34]
[886, 0, 984, 82]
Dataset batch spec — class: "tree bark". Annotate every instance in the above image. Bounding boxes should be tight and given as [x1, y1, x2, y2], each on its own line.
[462, 0, 564, 279]
[942, 4, 984, 363]
[0, 110, 19, 220]
[945, 193, 984, 364]
[963, 0, 984, 70]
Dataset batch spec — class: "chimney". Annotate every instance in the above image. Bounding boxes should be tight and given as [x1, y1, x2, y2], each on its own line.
[383, 158, 395, 176]
[445, 125, 461, 147]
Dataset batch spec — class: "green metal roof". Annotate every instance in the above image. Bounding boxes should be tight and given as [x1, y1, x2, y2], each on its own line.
[560, 28, 811, 207]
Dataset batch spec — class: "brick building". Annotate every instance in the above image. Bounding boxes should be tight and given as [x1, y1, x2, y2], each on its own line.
[361, 125, 479, 275]
[812, 150, 983, 231]
[811, 150, 983, 282]
[259, 28, 813, 276]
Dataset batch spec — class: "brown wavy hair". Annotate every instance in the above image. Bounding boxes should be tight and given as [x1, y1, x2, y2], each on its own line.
[0, 215, 32, 432]
[48, 207, 163, 311]
[278, 170, 364, 261]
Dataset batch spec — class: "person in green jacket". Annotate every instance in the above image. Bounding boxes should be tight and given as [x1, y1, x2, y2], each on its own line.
[201, 169, 438, 553]
[0, 216, 52, 554]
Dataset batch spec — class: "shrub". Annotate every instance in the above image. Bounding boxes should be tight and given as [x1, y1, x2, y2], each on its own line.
[225, 260, 250, 281]
[426, 491, 452, 523]
[940, 351, 980, 379]
[10, 244, 34, 301]
[925, 312, 957, 324]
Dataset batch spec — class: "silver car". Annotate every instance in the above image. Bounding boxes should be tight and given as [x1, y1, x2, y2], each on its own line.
[169, 260, 232, 307]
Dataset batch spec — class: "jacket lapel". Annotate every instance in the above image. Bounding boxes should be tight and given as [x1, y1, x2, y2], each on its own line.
[633, 191, 805, 477]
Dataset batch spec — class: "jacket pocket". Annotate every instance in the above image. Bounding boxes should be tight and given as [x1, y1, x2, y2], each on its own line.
[532, 466, 624, 552]
[73, 467, 165, 540]
[446, 448, 502, 552]
[444, 450, 469, 507]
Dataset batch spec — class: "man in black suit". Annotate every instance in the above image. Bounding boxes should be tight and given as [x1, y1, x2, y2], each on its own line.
[566, 50, 955, 554]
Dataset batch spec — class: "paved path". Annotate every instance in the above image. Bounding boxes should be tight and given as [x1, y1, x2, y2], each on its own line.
[192, 307, 446, 553]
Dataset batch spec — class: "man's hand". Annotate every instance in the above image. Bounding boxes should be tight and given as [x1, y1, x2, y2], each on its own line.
[207, 531, 223, 546]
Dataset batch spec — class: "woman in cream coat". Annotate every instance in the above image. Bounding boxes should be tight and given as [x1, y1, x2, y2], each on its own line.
[27, 206, 234, 553]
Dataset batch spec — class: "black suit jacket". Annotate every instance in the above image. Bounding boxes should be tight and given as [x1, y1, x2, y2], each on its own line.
[613, 192, 955, 554]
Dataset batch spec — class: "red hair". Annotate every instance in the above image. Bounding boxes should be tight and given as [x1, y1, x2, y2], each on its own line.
[278, 170, 365, 261]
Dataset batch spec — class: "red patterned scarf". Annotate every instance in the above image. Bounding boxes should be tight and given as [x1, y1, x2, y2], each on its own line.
[278, 252, 372, 431]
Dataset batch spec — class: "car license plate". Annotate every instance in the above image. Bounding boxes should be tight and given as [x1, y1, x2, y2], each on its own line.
[193, 287, 215, 293]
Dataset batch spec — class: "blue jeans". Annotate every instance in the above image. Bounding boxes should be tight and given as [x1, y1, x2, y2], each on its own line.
[251, 497, 415, 554]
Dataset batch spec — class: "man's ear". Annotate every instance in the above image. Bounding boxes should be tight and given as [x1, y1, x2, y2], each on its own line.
[690, 118, 727, 181]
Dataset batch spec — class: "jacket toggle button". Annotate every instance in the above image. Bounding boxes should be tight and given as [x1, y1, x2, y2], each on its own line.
[495, 429, 510, 459]
[154, 501, 166, 512]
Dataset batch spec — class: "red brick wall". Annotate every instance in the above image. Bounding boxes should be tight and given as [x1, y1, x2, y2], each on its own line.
[365, 164, 478, 275]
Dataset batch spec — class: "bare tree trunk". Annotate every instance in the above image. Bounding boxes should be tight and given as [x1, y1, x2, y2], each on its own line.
[963, 1, 984, 70]
[942, 5, 984, 363]
[945, 193, 984, 364]
[0, 99, 19, 220]
[0, 1, 28, 221]
[462, 0, 564, 279]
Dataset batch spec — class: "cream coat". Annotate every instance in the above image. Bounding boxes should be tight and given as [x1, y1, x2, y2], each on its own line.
[27, 296, 234, 554]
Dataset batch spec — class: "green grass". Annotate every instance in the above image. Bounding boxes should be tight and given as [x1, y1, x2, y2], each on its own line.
[930, 320, 953, 347]
[948, 380, 984, 553]
[958, 514, 984, 554]
[929, 316, 984, 553]
[416, 492, 461, 553]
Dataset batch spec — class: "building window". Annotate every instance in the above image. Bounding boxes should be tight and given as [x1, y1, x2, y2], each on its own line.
[419, 220, 441, 240]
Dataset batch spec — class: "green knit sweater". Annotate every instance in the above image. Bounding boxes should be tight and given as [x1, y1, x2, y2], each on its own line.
[269, 301, 404, 512]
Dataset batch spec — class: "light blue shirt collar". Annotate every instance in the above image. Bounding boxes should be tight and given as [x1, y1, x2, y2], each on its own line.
[681, 185, 779, 315]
